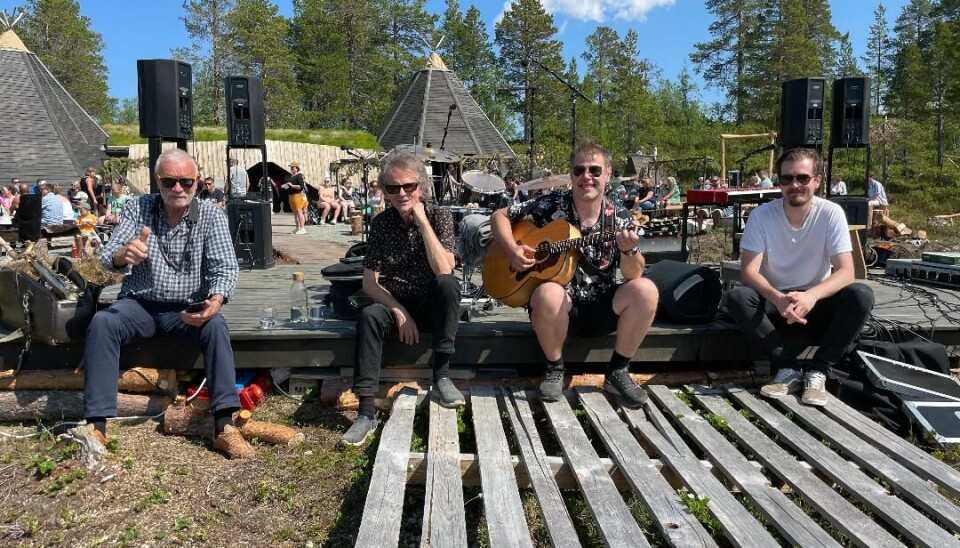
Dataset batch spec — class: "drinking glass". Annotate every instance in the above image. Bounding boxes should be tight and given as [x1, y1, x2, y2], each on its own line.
[259, 306, 277, 329]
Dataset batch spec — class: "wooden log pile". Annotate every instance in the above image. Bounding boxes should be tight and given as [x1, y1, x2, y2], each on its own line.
[0, 368, 175, 421]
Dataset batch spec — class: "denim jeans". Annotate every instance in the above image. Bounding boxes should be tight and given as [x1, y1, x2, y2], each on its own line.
[353, 274, 460, 397]
[726, 283, 874, 374]
[83, 298, 240, 417]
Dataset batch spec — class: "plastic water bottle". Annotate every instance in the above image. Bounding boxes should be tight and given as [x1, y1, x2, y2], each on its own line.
[290, 271, 308, 323]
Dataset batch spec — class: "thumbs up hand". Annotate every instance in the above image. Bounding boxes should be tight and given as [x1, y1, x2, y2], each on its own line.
[115, 226, 150, 267]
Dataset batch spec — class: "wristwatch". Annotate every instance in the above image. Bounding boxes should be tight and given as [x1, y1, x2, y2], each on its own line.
[620, 244, 640, 256]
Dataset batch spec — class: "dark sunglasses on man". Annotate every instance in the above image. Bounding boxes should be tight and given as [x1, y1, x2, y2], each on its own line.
[572, 165, 604, 177]
[779, 174, 815, 185]
[383, 182, 419, 195]
[157, 175, 198, 189]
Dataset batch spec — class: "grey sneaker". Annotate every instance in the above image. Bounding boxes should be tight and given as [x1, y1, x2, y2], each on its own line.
[760, 368, 803, 399]
[801, 371, 828, 407]
[340, 415, 378, 447]
[433, 377, 465, 408]
[603, 368, 649, 409]
[538, 368, 565, 402]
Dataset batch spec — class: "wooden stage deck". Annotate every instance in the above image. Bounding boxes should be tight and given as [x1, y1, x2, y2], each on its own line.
[3, 211, 960, 373]
[359, 384, 960, 547]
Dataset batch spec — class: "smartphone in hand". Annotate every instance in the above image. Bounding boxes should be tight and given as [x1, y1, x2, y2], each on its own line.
[184, 302, 207, 313]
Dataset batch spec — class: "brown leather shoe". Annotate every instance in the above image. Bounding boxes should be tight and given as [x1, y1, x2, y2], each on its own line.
[213, 425, 255, 459]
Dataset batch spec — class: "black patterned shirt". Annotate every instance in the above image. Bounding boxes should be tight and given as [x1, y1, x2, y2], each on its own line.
[505, 191, 633, 302]
[364, 203, 455, 300]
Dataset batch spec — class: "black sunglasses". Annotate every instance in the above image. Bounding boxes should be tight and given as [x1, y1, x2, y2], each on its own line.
[383, 182, 419, 195]
[779, 174, 814, 185]
[157, 176, 197, 189]
[572, 165, 604, 177]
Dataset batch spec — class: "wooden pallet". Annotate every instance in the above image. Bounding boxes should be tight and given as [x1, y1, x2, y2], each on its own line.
[355, 385, 960, 547]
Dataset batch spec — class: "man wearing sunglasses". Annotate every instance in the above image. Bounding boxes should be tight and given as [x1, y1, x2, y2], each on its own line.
[490, 141, 659, 409]
[726, 148, 874, 407]
[340, 151, 464, 447]
[72, 148, 254, 460]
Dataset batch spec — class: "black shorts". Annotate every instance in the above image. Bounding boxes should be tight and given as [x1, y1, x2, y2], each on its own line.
[529, 283, 621, 337]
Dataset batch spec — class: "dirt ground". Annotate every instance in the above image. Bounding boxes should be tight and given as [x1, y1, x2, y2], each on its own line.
[0, 395, 379, 547]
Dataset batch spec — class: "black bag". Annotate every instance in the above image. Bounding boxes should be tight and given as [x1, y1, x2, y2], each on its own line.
[321, 253, 371, 320]
[0, 259, 103, 345]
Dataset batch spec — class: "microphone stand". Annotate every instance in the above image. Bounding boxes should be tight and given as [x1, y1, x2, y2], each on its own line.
[526, 56, 592, 151]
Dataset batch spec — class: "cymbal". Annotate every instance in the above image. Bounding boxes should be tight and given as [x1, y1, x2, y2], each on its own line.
[462, 170, 504, 192]
[390, 144, 460, 163]
[519, 173, 570, 191]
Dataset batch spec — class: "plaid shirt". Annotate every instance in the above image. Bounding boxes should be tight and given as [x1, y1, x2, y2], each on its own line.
[99, 194, 238, 304]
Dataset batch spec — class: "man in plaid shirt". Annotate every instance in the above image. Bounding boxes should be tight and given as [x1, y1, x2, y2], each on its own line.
[72, 149, 253, 459]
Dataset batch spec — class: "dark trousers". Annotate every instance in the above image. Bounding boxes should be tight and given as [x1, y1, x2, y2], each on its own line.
[83, 298, 240, 417]
[353, 275, 460, 397]
[726, 283, 874, 374]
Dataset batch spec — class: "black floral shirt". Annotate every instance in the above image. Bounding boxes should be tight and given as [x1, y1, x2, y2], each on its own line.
[364, 203, 455, 299]
[505, 191, 633, 302]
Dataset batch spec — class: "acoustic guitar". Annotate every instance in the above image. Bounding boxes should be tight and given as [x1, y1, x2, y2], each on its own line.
[482, 218, 640, 308]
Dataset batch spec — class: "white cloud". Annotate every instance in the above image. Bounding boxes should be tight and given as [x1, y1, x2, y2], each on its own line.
[496, 0, 673, 27]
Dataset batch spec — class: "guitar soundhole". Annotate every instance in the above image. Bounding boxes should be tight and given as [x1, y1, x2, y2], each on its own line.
[534, 246, 550, 262]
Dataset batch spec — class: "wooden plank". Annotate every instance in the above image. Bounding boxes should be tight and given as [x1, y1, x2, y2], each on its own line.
[776, 393, 960, 535]
[647, 386, 840, 548]
[623, 403, 779, 548]
[501, 388, 581, 548]
[691, 388, 904, 548]
[728, 388, 960, 547]
[541, 395, 649, 548]
[470, 386, 533, 548]
[823, 395, 960, 500]
[420, 397, 467, 548]
[575, 388, 718, 548]
[356, 388, 417, 547]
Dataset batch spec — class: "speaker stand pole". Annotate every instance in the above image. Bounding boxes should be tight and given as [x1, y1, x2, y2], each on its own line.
[148, 137, 163, 194]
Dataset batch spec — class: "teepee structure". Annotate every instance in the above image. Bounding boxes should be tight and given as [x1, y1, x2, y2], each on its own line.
[377, 53, 514, 158]
[0, 15, 108, 184]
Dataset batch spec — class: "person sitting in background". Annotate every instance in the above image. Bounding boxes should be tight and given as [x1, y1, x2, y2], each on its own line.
[316, 177, 341, 225]
[503, 173, 528, 206]
[197, 177, 226, 209]
[102, 183, 128, 224]
[337, 178, 357, 222]
[366, 181, 383, 218]
[75, 202, 100, 255]
[54, 184, 76, 224]
[830, 178, 847, 195]
[758, 170, 774, 188]
[658, 176, 681, 209]
[39, 182, 62, 227]
[867, 173, 888, 207]
[1, 185, 16, 218]
[634, 178, 656, 211]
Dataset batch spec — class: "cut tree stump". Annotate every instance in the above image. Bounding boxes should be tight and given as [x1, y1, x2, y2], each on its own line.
[0, 391, 169, 421]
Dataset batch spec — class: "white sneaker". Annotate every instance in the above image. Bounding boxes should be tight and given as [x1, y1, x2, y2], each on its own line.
[801, 371, 828, 407]
[295, 228, 308, 235]
[760, 368, 803, 399]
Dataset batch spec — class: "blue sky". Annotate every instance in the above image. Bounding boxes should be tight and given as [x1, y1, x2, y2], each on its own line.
[1, 0, 908, 106]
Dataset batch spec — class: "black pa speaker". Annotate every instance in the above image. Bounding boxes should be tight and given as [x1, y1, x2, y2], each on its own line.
[16, 194, 41, 243]
[137, 59, 193, 139]
[644, 261, 722, 323]
[727, 170, 741, 187]
[227, 201, 274, 269]
[224, 76, 265, 147]
[831, 77, 871, 148]
[779, 77, 826, 148]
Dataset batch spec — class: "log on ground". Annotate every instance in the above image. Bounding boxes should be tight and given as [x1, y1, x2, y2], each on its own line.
[0, 391, 170, 421]
[0, 368, 177, 394]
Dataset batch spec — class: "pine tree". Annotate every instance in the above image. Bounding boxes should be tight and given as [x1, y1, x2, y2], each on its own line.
[863, 3, 892, 114]
[18, 0, 114, 122]
[178, 0, 235, 126]
[225, 0, 301, 128]
[887, 0, 936, 120]
[835, 33, 861, 78]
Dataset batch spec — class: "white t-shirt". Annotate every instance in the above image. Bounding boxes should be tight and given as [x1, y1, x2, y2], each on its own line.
[740, 196, 851, 291]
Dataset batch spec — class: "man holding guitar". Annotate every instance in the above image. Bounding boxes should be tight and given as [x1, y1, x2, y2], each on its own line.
[340, 151, 466, 447]
[489, 141, 660, 408]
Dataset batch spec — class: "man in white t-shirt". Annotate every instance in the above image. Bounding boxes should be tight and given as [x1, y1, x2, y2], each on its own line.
[725, 148, 874, 407]
[228, 158, 248, 200]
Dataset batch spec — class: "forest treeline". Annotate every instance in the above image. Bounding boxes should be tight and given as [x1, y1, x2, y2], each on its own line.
[12, 0, 960, 207]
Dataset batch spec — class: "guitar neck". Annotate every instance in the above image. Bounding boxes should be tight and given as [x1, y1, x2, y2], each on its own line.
[542, 230, 620, 255]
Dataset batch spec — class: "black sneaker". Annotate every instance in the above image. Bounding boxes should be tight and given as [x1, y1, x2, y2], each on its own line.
[433, 377, 465, 408]
[603, 368, 648, 409]
[340, 415, 378, 447]
[538, 368, 565, 402]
